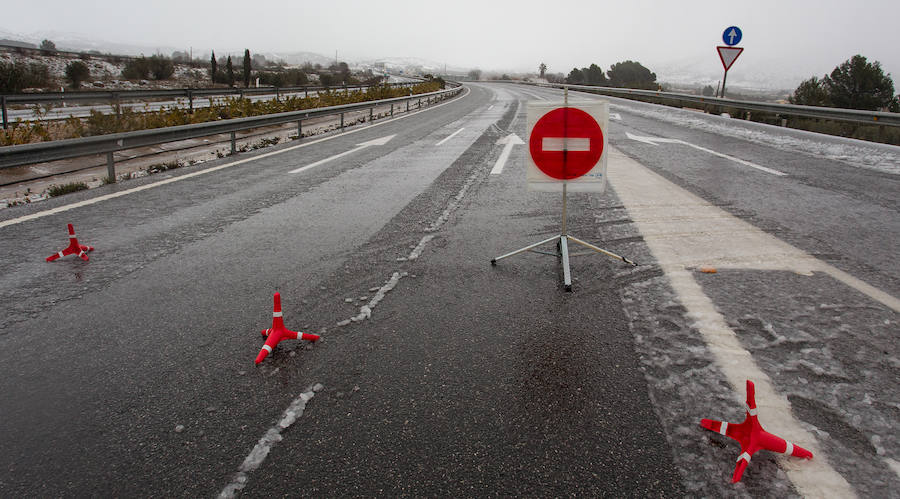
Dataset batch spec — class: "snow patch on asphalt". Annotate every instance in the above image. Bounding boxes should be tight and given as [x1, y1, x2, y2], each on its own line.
[337, 153, 485, 328]
[337, 271, 406, 327]
[219, 383, 323, 498]
[425, 166, 482, 233]
[407, 235, 434, 260]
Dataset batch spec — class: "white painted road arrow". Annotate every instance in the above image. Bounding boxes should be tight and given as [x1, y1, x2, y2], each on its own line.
[490, 134, 524, 175]
[289, 134, 396, 174]
[625, 132, 787, 176]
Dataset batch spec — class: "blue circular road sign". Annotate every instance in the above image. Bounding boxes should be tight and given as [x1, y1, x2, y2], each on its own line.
[722, 26, 742, 46]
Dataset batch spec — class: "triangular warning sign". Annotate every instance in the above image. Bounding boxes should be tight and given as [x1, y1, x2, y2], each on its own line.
[717, 46, 744, 72]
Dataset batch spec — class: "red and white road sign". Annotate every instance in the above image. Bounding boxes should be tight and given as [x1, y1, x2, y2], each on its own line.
[717, 46, 744, 72]
[526, 101, 609, 192]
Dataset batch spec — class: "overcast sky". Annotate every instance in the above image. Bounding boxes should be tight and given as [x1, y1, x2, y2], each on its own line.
[4, 0, 900, 88]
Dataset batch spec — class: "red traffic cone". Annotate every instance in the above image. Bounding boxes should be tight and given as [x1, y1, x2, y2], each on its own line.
[700, 380, 813, 483]
[255, 292, 319, 364]
[46, 223, 94, 262]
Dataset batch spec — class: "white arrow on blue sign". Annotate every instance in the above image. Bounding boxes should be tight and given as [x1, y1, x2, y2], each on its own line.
[722, 26, 742, 46]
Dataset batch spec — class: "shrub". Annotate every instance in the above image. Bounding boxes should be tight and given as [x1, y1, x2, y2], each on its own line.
[148, 55, 174, 80]
[65, 61, 91, 89]
[122, 57, 150, 80]
[0, 61, 51, 92]
[145, 159, 185, 174]
[47, 182, 88, 197]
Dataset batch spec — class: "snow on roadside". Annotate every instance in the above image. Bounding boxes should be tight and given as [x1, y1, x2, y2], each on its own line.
[609, 101, 900, 175]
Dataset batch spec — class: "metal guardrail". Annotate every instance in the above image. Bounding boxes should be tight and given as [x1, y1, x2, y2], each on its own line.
[526, 82, 900, 127]
[0, 82, 418, 129]
[0, 85, 463, 181]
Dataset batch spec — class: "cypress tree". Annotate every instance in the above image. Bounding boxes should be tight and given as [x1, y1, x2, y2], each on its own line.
[210, 50, 217, 83]
[243, 49, 251, 88]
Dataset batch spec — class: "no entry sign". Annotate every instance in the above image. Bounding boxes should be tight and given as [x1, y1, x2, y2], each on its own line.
[526, 101, 608, 192]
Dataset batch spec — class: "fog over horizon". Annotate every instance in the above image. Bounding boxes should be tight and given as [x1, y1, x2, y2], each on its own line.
[4, 0, 899, 91]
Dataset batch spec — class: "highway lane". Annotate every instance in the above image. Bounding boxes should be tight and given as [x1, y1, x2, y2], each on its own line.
[0, 81, 897, 497]
[0, 83, 504, 495]
[0, 83, 684, 496]
[503, 83, 899, 496]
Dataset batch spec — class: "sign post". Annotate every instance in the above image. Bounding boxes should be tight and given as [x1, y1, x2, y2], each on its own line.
[717, 26, 744, 98]
[491, 87, 636, 291]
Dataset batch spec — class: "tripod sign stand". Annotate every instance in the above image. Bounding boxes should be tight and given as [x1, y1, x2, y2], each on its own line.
[491, 87, 637, 291]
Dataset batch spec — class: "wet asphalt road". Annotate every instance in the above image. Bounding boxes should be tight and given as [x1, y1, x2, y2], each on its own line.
[0, 82, 897, 497]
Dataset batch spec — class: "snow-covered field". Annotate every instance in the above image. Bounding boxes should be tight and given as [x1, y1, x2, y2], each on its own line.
[0, 50, 210, 91]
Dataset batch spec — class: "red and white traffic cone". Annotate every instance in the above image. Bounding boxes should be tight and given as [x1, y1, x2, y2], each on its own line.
[700, 380, 813, 483]
[255, 292, 319, 364]
[46, 223, 94, 262]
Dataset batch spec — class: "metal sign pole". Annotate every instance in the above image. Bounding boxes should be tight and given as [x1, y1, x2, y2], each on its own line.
[491, 86, 636, 292]
[721, 69, 729, 98]
[561, 86, 568, 237]
[560, 86, 572, 289]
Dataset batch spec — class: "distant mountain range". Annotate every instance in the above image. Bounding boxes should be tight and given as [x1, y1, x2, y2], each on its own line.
[0, 26, 826, 90]
[0, 27, 470, 76]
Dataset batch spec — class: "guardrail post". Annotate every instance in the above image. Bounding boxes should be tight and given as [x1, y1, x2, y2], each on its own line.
[1, 95, 7, 130]
[369, 107, 373, 122]
[340, 113, 344, 131]
[406, 99, 409, 112]
[297, 120, 302, 138]
[106, 152, 116, 183]
[230, 131, 236, 155]
[188, 90, 193, 114]
[391, 104, 394, 116]
[276, 87, 280, 101]
[305, 88, 308, 98]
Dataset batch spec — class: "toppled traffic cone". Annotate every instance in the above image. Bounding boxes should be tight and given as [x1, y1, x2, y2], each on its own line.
[255, 292, 319, 364]
[701, 379, 813, 483]
[46, 223, 94, 262]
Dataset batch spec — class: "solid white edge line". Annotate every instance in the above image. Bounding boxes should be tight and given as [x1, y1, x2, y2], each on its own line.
[0, 86, 472, 230]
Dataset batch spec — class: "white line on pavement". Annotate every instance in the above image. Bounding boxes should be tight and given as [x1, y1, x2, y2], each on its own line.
[436, 127, 465, 146]
[608, 146, 866, 497]
[625, 132, 787, 176]
[0, 87, 472, 229]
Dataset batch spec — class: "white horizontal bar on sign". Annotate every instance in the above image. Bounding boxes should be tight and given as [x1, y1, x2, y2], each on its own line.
[542, 138, 590, 152]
